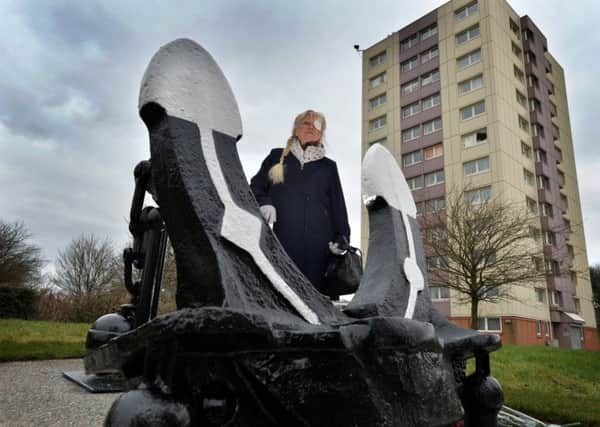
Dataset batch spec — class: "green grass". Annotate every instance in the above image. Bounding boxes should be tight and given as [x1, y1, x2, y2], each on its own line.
[0, 319, 88, 362]
[486, 344, 600, 426]
[1, 321, 598, 425]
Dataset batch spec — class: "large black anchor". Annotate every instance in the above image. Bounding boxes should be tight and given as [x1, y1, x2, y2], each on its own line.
[68, 39, 503, 426]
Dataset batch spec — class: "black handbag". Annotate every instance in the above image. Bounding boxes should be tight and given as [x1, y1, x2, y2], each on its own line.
[321, 242, 363, 299]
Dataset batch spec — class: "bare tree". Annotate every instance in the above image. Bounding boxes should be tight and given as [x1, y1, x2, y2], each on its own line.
[422, 191, 546, 329]
[590, 264, 600, 329]
[0, 220, 44, 288]
[52, 234, 120, 298]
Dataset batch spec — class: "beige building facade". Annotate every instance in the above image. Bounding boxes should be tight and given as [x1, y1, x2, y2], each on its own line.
[361, 0, 598, 350]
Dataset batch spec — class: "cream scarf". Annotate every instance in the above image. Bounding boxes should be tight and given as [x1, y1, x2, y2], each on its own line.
[290, 139, 326, 169]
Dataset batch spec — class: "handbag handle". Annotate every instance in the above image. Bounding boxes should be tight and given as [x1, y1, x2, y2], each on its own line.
[333, 236, 363, 259]
[346, 245, 361, 256]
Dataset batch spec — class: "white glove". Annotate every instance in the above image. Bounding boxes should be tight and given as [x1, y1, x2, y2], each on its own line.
[260, 205, 277, 224]
[328, 241, 347, 255]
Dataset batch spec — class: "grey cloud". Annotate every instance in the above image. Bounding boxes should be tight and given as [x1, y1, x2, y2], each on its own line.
[2, 0, 599, 269]
[22, 1, 130, 53]
[0, 1, 142, 144]
[0, 127, 140, 260]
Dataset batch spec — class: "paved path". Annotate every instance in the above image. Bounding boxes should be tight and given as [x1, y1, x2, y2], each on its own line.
[0, 359, 120, 426]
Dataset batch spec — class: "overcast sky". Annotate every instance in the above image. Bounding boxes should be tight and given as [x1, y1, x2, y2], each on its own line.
[1, 0, 600, 272]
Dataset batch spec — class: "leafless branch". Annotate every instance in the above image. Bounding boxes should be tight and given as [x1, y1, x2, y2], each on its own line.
[0, 220, 44, 288]
[51, 234, 120, 297]
[421, 189, 547, 328]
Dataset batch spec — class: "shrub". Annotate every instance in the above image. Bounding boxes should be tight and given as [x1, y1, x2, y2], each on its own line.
[0, 287, 37, 319]
[35, 289, 128, 323]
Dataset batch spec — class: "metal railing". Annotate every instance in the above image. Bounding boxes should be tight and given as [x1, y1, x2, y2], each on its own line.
[498, 406, 581, 427]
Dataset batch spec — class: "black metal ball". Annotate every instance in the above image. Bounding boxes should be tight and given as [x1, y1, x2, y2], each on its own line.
[86, 312, 132, 350]
[105, 388, 191, 426]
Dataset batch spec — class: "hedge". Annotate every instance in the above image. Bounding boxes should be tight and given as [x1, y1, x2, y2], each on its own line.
[0, 287, 37, 319]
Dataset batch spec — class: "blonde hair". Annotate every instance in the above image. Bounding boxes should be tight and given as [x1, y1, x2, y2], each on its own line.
[268, 110, 327, 184]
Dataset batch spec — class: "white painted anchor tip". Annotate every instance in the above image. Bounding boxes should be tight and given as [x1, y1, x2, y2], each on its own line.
[362, 144, 417, 217]
[138, 38, 243, 140]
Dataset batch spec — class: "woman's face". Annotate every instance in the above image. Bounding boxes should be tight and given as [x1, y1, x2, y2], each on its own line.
[294, 115, 323, 146]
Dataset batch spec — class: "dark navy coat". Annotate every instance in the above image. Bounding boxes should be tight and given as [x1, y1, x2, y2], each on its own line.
[250, 148, 350, 291]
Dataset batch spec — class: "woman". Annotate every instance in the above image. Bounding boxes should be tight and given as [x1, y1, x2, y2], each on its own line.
[250, 110, 350, 294]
